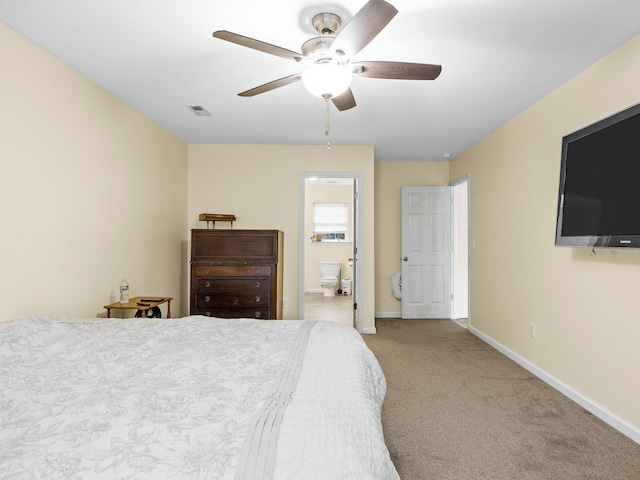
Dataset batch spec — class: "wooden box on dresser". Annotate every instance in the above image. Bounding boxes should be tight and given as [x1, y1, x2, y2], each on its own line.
[190, 229, 284, 319]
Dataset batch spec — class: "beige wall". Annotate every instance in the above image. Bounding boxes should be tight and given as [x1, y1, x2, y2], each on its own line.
[0, 22, 188, 321]
[450, 34, 640, 434]
[187, 145, 376, 329]
[373, 161, 450, 315]
[304, 184, 354, 291]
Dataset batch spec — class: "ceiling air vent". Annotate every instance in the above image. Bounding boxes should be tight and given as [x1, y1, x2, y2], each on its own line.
[187, 105, 211, 116]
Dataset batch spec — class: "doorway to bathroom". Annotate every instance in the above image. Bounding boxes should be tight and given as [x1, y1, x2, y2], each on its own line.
[299, 172, 362, 332]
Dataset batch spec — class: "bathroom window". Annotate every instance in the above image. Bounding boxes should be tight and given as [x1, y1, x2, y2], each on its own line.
[313, 202, 349, 242]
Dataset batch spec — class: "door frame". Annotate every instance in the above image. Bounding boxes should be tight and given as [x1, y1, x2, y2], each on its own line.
[399, 178, 470, 322]
[298, 171, 364, 333]
[449, 174, 470, 324]
[401, 186, 453, 319]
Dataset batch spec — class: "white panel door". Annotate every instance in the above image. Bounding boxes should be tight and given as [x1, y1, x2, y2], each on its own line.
[401, 186, 452, 319]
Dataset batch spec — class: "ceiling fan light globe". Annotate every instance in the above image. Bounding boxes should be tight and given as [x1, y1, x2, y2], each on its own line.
[302, 64, 351, 98]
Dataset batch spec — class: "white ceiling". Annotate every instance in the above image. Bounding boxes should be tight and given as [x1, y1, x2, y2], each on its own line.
[1, 0, 639, 161]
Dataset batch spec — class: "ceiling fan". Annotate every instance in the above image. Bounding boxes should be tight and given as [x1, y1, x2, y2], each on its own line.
[212, 0, 442, 113]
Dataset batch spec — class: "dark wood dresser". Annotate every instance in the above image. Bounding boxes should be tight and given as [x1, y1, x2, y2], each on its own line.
[190, 229, 283, 319]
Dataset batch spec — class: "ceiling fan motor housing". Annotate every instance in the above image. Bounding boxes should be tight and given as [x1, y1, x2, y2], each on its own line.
[302, 36, 339, 63]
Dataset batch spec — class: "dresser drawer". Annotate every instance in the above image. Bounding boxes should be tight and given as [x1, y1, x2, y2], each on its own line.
[191, 230, 280, 262]
[194, 265, 271, 277]
[192, 307, 270, 319]
[196, 278, 270, 293]
[196, 292, 268, 308]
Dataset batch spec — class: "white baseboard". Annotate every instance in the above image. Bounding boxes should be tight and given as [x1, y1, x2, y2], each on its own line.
[361, 327, 377, 334]
[470, 325, 640, 445]
[375, 312, 401, 318]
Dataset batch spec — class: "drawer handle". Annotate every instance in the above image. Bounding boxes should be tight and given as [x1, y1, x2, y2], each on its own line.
[205, 281, 211, 288]
[255, 281, 261, 288]
[205, 311, 211, 317]
[255, 296, 261, 303]
[205, 268, 210, 274]
[204, 296, 211, 303]
[254, 311, 261, 318]
[232, 297, 239, 305]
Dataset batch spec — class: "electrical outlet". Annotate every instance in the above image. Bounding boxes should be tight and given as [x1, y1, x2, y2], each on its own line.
[529, 322, 536, 338]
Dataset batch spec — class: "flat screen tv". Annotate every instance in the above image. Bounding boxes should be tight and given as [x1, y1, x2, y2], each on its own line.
[555, 102, 640, 248]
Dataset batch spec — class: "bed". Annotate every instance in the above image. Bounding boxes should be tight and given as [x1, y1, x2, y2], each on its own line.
[0, 316, 399, 479]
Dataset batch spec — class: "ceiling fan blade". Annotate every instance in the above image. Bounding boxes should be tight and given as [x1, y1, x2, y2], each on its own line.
[332, 88, 357, 111]
[352, 61, 442, 80]
[331, 0, 398, 59]
[238, 74, 302, 97]
[213, 30, 304, 63]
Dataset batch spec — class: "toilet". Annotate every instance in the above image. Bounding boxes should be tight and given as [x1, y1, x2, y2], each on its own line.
[320, 261, 341, 297]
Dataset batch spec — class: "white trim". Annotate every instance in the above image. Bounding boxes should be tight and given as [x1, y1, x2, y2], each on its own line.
[375, 312, 401, 318]
[449, 174, 470, 321]
[449, 173, 470, 187]
[361, 327, 377, 334]
[470, 325, 640, 445]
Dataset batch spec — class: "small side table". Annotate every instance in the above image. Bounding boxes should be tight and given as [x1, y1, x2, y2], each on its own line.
[104, 296, 173, 318]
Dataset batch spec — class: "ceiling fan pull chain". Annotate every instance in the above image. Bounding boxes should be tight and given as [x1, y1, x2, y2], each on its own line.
[325, 97, 331, 136]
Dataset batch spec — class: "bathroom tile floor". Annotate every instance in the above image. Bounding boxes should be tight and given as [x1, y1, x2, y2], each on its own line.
[304, 292, 354, 328]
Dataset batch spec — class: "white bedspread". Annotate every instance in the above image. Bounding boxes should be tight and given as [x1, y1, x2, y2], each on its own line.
[0, 316, 398, 480]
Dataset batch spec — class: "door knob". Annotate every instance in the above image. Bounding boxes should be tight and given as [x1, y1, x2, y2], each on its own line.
[403, 257, 408, 261]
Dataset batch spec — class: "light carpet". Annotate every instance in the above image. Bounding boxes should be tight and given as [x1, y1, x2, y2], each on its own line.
[363, 318, 640, 480]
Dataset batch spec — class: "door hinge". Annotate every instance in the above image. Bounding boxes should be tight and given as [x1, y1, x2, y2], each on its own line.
[353, 302, 358, 310]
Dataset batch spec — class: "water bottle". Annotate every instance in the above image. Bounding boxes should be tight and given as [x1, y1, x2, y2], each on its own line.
[119, 279, 130, 303]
